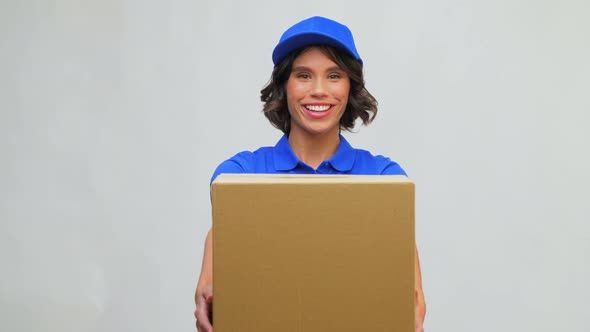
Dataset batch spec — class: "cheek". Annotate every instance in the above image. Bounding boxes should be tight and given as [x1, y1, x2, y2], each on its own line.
[343, 83, 351, 98]
[287, 84, 305, 98]
[333, 81, 350, 99]
[285, 91, 299, 114]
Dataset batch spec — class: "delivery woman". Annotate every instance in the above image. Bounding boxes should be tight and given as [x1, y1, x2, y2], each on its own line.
[195, 16, 426, 331]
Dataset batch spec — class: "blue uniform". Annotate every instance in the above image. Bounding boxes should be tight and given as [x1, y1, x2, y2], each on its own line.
[211, 135, 406, 182]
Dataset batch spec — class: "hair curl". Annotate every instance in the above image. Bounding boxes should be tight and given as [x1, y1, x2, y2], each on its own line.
[260, 45, 378, 135]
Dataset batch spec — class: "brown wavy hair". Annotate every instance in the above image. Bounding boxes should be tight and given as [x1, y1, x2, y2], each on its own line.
[260, 45, 378, 135]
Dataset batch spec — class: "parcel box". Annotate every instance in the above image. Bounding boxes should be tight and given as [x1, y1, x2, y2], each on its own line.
[212, 174, 415, 331]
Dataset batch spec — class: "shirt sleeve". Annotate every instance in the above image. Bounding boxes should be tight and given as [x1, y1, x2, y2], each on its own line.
[210, 151, 254, 183]
[377, 156, 408, 176]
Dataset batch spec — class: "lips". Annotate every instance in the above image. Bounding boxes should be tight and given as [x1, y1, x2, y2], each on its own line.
[302, 104, 334, 119]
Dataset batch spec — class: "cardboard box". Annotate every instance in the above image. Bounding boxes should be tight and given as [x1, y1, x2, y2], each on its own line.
[212, 174, 415, 331]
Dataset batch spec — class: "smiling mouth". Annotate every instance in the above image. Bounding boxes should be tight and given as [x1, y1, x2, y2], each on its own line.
[304, 104, 332, 112]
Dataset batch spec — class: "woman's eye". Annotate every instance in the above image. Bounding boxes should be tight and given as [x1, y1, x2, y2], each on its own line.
[297, 73, 311, 79]
[328, 73, 341, 79]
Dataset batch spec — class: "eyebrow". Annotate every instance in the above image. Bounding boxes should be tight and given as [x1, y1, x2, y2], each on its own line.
[291, 65, 344, 72]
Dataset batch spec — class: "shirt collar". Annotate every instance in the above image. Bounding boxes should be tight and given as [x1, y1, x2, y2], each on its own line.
[273, 134, 356, 172]
[327, 135, 355, 171]
[273, 135, 300, 171]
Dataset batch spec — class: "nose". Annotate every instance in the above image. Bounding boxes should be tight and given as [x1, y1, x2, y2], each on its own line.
[310, 77, 328, 98]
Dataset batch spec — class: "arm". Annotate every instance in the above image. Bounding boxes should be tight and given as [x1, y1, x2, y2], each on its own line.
[195, 228, 213, 332]
[381, 164, 426, 329]
[415, 247, 426, 332]
[196, 158, 250, 330]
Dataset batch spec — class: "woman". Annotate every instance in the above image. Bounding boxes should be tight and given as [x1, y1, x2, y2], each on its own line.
[195, 16, 426, 331]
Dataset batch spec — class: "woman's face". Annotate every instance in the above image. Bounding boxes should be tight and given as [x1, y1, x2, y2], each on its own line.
[286, 47, 350, 137]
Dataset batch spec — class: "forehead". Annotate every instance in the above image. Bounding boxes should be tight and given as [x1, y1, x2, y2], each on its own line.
[292, 46, 339, 67]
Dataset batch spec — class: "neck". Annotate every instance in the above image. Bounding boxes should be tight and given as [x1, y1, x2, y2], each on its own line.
[288, 128, 341, 170]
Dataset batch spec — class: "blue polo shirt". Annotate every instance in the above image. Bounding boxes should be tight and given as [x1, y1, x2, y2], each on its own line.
[211, 135, 406, 182]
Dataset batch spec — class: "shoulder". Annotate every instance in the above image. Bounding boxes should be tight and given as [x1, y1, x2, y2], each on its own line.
[210, 146, 274, 183]
[353, 148, 407, 176]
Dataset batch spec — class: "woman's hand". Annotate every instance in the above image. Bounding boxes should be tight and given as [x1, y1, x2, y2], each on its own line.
[415, 286, 426, 332]
[416, 308, 425, 332]
[415, 247, 426, 332]
[195, 284, 213, 332]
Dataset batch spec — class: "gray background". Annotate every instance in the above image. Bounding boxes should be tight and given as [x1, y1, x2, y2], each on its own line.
[1, 0, 589, 331]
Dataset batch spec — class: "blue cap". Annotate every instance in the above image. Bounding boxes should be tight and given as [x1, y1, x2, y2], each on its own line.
[272, 16, 362, 66]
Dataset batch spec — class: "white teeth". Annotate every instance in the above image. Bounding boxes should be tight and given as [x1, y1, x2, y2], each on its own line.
[305, 105, 331, 112]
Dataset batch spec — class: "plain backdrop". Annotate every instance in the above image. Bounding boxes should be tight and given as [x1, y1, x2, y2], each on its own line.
[1, 0, 589, 331]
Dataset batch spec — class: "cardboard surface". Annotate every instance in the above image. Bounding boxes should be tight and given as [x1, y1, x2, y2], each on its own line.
[212, 174, 415, 331]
